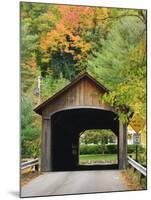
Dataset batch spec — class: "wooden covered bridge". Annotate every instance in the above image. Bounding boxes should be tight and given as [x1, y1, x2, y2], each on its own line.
[34, 73, 127, 172]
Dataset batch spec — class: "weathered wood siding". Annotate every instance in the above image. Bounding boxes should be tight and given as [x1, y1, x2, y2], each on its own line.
[42, 78, 112, 116]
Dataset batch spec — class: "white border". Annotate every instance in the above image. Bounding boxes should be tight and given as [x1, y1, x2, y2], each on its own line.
[0, 0, 150, 200]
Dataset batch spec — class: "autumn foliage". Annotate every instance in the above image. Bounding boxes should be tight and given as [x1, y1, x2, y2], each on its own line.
[21, 3, 146, 159]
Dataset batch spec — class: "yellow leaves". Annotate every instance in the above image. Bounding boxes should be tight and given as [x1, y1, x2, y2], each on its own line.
[128, 37, 146, 66]
[93, 7, 110, 31]
[39, 33, 50, 51]
[71, 35, 91, 52]
[26, 54, 37, 70]
[40, 12, 53, 22]
[94, 7, 109, 20]
[41, 57, 49, 63]
[141, 125, 146, 146]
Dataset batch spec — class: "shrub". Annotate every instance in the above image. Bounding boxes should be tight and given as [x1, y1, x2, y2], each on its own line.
[80, 144, 101, 154]
[106, 144, 117, 154]
[80, 144, 145, 155]
[80, 144, 117, 154]
[127, 144, 136, 153]
[127, 144, 145, 154]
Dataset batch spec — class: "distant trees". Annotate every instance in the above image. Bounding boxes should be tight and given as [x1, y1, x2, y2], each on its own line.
[40, 73, 69, 101]
[80, 130, 116, 155]
[39, 6, 110, 80]
[80, 129, 116, 145]
[21, 98, 40, 158]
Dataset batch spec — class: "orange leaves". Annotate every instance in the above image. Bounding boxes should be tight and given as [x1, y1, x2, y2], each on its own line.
[39, 5, 110, 66]
[70, 35, 91, 58]
[58, 5, 79, 31]
[39, 24, 90, 62]
[40, 20, 69, 52]
[58, 5, 95, 33]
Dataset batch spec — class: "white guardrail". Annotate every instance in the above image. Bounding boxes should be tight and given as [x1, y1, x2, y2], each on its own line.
[21, 157, 146, 176]
[127, 156, 147, 176]
[21, 158, 39, 170]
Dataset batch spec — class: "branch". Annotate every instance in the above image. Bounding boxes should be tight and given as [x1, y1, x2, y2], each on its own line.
[99, 13, 146, 25]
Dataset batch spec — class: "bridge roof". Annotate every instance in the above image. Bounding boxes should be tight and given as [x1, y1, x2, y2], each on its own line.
[34, 72, 109, 115]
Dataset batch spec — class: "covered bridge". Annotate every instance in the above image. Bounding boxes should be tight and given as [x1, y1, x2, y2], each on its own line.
[34, 73, 127, 172]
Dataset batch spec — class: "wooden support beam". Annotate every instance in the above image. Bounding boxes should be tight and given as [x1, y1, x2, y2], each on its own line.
[119, 123, 127, 169]
[41, 117, 52, 172]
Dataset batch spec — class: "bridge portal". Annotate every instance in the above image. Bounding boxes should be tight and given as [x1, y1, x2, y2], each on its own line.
[34, 73, 127, 171]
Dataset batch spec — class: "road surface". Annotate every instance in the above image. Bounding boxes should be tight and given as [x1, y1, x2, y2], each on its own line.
[21, 170, 127, 197]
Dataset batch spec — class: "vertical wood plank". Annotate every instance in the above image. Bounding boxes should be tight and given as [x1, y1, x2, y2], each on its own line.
[119, 123, 127, 169]
[41, 117, 52, 171]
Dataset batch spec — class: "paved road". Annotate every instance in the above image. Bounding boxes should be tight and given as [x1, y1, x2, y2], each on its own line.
[21, 170, 127, 197]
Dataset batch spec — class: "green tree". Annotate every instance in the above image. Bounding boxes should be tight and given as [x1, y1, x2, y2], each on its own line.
[88, 14, 146, 122]
[80, 129, 115, 145]
[21, 98, 40, 158]
[80, 129, 116, 154]
[39, 6, 110, 80]
[41, 73, 69, 101]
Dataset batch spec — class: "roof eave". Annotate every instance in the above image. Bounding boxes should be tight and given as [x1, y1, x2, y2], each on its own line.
[34, 72, 109, 115]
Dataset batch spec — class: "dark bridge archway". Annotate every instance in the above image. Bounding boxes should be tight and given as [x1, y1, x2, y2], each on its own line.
[34, 73, 127, 172]
[51, 107, 119, 171]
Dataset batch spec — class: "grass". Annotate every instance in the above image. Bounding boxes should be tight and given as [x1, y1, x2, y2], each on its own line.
[21, 171, 42, 187]
[80, 154, 117, 161]
[80, 153, 146, 165]
[21, 165, 42, 187]
[79, 154, 117, 164]
[120, 168, 147, 190]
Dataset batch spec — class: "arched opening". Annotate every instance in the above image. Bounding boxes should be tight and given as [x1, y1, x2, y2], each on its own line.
[51, 107, 119, 171]
[79, 129, 118, 166]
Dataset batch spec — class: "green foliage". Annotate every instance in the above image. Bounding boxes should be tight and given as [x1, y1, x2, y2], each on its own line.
[106, 144, 117, 154]
[21, 98, 40, 158]
[80, 144, 117, 154]
[137, 150, 146, 166]
[80, 144, 145, 155]
[21, 2, 61, 77]
[127, 144, 145, 154]
[40, 73, 69, 100]
[21, 63, 37, 94]
[21, 23, 39, 61]
[20, 3, 147, 158]
[80, 129, 116, 145]
[49, 52, 78, 80]
[88, 14, 146, 123]
[80, 145, 100, 154]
